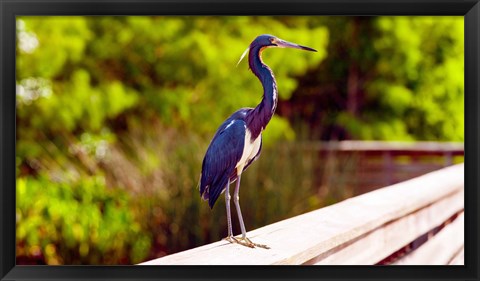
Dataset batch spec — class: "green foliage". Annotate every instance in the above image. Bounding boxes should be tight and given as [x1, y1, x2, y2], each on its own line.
[17, 17, 92, 78]
[286, 16, 463, 141]
[16, 175, 151, 264]
[367, 16, 464, 141]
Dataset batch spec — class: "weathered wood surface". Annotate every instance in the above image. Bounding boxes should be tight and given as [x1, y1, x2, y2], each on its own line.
[309, 191, 463, 265]
[392, 212, 464, 265]
[449, 246, 465, 265]
[139, 163, 464, 265]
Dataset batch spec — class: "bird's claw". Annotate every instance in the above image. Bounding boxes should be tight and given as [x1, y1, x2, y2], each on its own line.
[232, 236, 255, 248]
[224, 236, 270, 249]
[223, 236, 236, 244]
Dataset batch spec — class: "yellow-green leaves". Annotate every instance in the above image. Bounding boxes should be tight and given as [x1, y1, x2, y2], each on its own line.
[16, 176, 151, 264]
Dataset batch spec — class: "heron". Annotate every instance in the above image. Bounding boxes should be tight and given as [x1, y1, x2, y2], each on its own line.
[199, 34, 316, 249]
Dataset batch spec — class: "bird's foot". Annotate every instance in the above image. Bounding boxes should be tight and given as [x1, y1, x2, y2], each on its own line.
[223, 235, 236, 244]
[223, 235, 270, 249]
[232, 236, 270, 249]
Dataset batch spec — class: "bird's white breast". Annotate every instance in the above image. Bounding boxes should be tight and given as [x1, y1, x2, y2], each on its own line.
[236, 127, 262, 175]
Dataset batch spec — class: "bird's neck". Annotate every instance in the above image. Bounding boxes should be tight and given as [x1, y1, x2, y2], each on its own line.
[246, 45, 278, 140]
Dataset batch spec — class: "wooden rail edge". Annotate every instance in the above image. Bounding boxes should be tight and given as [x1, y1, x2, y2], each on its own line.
[139, 163, 464, 265]
[298, 140, 464, 153]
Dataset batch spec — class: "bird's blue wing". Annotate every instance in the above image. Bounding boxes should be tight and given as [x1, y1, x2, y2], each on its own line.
[199, 119, 246, 208]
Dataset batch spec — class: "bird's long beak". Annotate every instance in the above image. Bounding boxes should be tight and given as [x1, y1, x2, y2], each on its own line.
[275, 39, 317, 52]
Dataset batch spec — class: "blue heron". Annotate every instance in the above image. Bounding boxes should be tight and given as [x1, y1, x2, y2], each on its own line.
[199, 34, 316, 248]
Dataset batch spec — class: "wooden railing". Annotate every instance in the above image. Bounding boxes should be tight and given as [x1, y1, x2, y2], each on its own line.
[304, 141, 464, 194]
[139, 163, 464, 265]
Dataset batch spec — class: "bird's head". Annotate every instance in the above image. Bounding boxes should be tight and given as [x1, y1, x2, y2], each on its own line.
[237, 34, 317, 66]
[252, 34, 317, 51]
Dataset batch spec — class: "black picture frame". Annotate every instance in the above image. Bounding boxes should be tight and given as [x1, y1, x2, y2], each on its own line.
[1, 0, 479, 280]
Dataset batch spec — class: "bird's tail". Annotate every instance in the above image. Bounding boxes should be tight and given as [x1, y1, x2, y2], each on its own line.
[199, 173, 227, 209]
[198, 173, 208, 200]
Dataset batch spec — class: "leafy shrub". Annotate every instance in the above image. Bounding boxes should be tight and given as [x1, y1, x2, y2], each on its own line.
[16, 175, 151, 264]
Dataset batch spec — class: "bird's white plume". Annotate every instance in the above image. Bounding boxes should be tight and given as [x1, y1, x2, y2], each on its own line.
[236, 47, 249, 67]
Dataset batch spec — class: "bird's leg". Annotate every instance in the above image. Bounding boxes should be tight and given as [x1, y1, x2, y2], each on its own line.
[223, 180, 235, 244]
[232, 174, 270, 249]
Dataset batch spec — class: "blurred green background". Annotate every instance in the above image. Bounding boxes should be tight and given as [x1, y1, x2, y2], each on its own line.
[16, 16, 464, 265]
